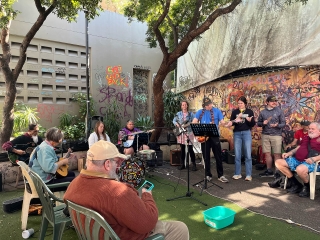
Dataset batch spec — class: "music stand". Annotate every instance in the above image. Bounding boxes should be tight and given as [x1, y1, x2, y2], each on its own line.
[166, 121, 207, 206]
[191, 123, 223, 194]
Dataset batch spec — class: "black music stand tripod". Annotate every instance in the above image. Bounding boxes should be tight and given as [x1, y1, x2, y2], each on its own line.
[166, 121, 207, 206]
[191, 123, 223, 195]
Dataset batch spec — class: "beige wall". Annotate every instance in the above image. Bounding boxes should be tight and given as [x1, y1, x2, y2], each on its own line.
[0, 1, 166, 129]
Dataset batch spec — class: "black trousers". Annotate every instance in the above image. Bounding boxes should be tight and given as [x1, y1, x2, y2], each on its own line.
[47, 171, 75, 192]
[180, 144, 196, 165]
[201, 137, 223, 178]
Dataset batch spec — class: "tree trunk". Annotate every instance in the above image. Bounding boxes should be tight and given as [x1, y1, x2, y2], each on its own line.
[0, 9, 52, 147]
[0, 73, 17, 147]
[150, 64, 170, 142]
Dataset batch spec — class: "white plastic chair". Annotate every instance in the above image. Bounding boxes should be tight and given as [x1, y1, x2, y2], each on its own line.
[284, 161, 320, 200]
[16, 161, 39, 230]
[309, 161, 320, 200]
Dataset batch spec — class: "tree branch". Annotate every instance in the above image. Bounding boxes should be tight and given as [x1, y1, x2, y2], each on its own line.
[44, 0, 58, 18]
[166, 16, 178, 48]
[173, 0, 242, 59]
[169, 60, 177, 72]
[34, 0, 45, 13]
[14, 1, 57, 79]
[187, 0, 202, 33]
[153, 0, 171, 55]
[0, 20, 13, 79]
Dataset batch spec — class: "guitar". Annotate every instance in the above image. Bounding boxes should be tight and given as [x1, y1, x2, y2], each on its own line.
[173, 122, 191, 137]
[196, 136, 209, 143]
[7, 147, 34, 165]
[56, 148, 72, 177]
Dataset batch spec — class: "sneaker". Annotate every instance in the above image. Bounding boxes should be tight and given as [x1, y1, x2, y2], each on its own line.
[206, 176, 212, 181]
[232, 175, 242, 180]
[259, 170, 274, 177]
[245, 176, 252, 181]
[218, 176, 229, 183]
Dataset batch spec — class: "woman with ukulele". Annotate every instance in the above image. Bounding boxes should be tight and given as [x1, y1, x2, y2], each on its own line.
[173, 101, 197, 171]
[225, 96, 255, 181]
[88, 121, 111, 147]
[118, 120, 150, 155]
[30, 127, 75, 189]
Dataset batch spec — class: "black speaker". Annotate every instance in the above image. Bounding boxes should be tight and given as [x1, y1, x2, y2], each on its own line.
[90, 115, 104, 131]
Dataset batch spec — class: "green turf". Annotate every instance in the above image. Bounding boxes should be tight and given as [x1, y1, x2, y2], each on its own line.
[148, 175, 319, 240]
[0, 176, 319, 240]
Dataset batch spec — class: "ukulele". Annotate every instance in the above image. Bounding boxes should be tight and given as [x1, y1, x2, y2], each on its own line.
[56, 148, 72, 177]
[196, 136, 209, 143]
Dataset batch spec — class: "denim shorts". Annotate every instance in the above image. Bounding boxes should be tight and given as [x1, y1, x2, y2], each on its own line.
[285, 156, 316, 173]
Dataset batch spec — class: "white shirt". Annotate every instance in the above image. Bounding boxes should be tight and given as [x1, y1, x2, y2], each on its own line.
[88, 132, 111, 147]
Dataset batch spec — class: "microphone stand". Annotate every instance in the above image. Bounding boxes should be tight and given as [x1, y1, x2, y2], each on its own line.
[167, 118, 207, 206]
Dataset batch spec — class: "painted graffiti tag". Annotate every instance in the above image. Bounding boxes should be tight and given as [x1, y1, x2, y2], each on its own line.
[98, 85, 133, 118]
[106, 65, 128, 87]
[37, 104, 65, 123]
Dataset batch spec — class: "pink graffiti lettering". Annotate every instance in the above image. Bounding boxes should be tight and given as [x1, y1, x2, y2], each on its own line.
[37, 104, 65, 123]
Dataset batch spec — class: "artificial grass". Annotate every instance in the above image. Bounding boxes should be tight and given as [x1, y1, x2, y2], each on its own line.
[148, 175, 319, 240]
[0, 176, 319, 240]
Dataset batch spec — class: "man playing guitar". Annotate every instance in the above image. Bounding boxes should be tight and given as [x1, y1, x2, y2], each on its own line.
[29, 127, 75, 191]
[2, 123, 43, 164]
[192, 97, 229, 183]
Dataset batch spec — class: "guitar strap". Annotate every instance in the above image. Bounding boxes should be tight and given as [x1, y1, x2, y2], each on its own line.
[28, 146, 40, 167]
[198, 108, 214, 123]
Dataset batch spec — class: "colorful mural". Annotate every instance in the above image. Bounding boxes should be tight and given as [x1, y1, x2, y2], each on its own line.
[182, 67, 320, 153]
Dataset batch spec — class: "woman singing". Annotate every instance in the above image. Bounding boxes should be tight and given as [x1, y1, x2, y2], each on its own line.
[88, 121, 111, 147]
[226, 96, 255, 181]
[173, 101, 197, 171]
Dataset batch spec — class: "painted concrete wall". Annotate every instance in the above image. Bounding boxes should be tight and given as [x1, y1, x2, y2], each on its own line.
[0, 1, 166, 129]
[182, 67, 320, 154]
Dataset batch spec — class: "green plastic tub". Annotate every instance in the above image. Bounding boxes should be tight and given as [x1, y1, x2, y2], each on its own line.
[203, 206, 236, 229]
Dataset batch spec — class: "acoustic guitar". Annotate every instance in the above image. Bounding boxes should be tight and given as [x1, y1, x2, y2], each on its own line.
[7, 147, 34, 165]
[56, 148, 72, 177]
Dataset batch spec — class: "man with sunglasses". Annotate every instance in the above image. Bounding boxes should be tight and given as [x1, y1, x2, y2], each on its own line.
[2, 123, 43, 164]
[257, 95, 285, 177]
[64, 140, 189, 240]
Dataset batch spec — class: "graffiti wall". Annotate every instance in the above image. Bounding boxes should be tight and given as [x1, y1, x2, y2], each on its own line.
[133, 69, 149, 119]
[182, 67, 320, 152]
[94, 65, 133, 120]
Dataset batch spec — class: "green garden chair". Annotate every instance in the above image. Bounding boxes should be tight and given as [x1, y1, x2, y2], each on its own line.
[29, 170, 71, 240]
[67, 200, 164, 240]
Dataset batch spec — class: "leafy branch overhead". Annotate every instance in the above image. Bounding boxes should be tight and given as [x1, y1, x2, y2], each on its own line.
[0, 0, 102, 146]
[124, 0, 241, 51]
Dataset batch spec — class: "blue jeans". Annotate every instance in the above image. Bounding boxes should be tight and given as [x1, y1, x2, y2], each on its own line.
[234, 130, 252, 177]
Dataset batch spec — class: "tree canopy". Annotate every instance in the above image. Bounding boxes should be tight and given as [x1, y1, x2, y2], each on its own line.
[122, 0, 310, 141]
[0, 0, 102, 145]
